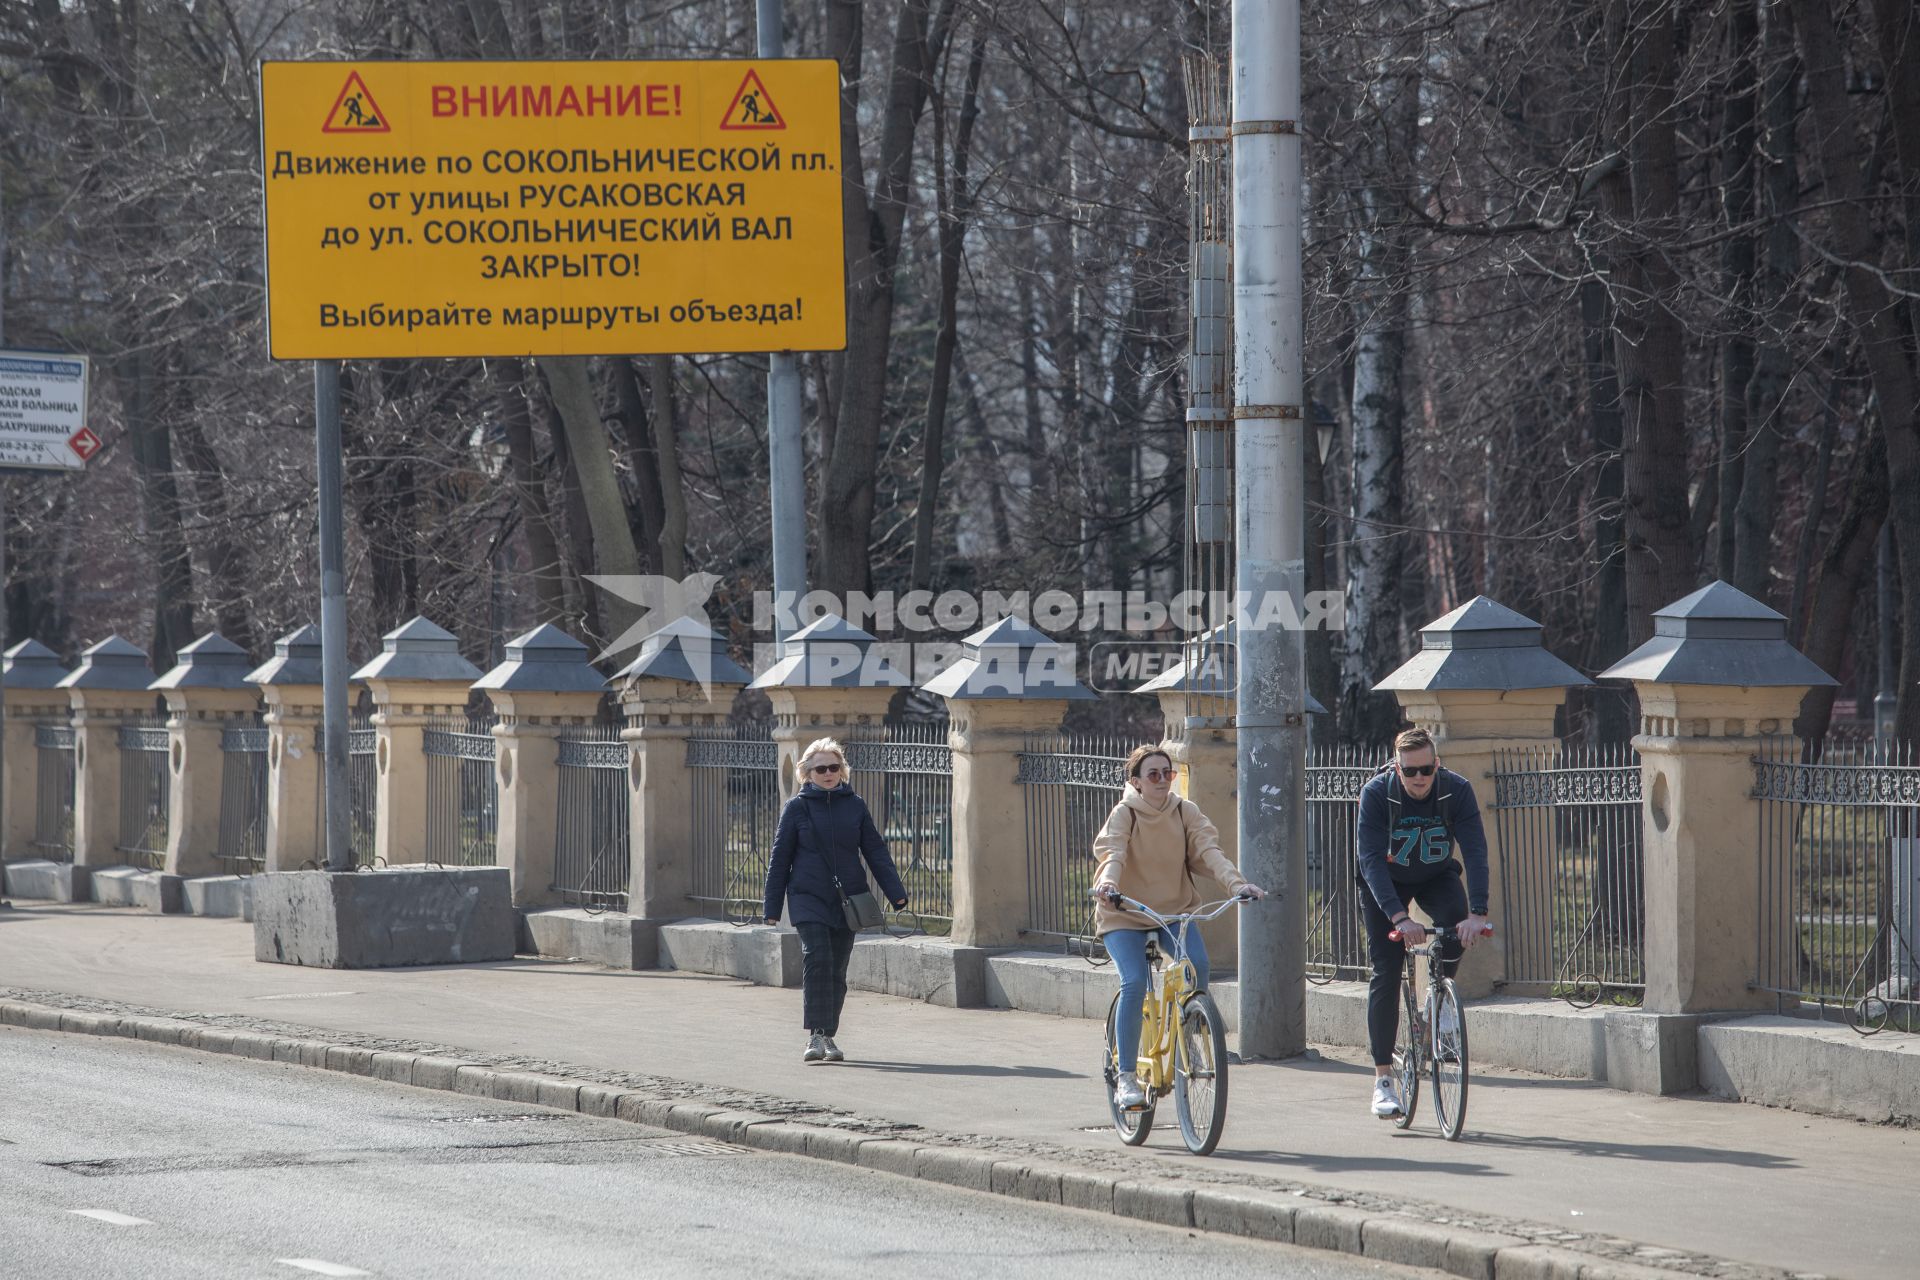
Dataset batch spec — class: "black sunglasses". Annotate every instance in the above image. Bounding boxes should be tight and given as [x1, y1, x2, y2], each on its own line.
[1397, 763, 1436, 777]
[810, 762, 843, 774]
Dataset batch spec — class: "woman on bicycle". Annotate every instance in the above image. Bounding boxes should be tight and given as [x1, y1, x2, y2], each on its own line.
[762, 737, 909, 1065]
[1093, 744, 1264, 1110]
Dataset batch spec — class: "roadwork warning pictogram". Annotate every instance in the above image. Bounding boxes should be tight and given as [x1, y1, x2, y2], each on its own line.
[323, 71, 390, 133]
[720, 69, 785, 130]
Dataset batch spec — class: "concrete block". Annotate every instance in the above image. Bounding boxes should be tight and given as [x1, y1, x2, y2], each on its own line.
[846, 935, 991, 1008]
[54, 1011, 111, 1037]
[1604, 1009, 1711, 1095]
[694, 1110, 770, 1144]
[989, 1161, 1063, 1204]
[410, 1056, 468, 1092]
[179, 875, 252, 919]
[743, 1123, 833, 1156]
[983, 951, 1119, 1019]
[1, 859, 90, 902]
[519, 908, 660, 969]
[662, 1102, 720, 1135]
[913, 1146, 995, 1192]
[657, 921, 802, 987]
[1306, 981, 1372, 1048]
[852, 1139, 923, 1177]
[252, 867, 516, 969]
[370, 1052, 415, 1084]
[452, 1065, 497, 1098]
[1113, 1180, 1194, 1228]
[89, 867, 183, 913]
[614, 1094, 677, 1130]
[802, 1127, 867, 1164]
[20, 1005, 62, 1031]
[297, 1042, 330, 1070]
[1309, 982, 1610, 1082]
[577, 1085, 630, 1119]
[489, 1071, 548, 1105]
[1058, 1169, 1115, 1214]
[1442, 1229, 1524, 1280]
[1292, 1203, 1370, 1255]
[197, 1029, 236, 1055]
[1191, 1188, 1295, 1242]
[1698, 1014, 1920, 1125]
[1362, 1217, 1453, 1271]
[228, 1031, 278, 1061]
[325, 1045, 375, 1076]
[272, 1040, 305, 1066]
[534, 1078, 581, 1112]
[1492, 1245, 1591, 1280]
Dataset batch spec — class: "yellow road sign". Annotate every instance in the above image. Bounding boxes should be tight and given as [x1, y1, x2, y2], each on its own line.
[260, 60, 846, 359]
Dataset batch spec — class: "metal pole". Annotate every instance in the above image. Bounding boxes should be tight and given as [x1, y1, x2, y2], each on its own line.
[315, 361, 352, 871]
[1876, 522, 1896, 746]
[758, 0, 807, 647]
[0, 169, 10, 902]
[1232, 0, 1307, 1057]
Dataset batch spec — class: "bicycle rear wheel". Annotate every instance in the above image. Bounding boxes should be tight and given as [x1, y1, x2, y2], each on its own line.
[1394, 981, 1421, 1130]
[1430, 978, 1470, 1140]
[1103, 992, 1154, 1145]
[1173, 992, 1229, 1155]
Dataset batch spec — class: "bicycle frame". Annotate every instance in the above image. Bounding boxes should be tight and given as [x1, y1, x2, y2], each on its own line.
[1103, 893, 1247, 1094]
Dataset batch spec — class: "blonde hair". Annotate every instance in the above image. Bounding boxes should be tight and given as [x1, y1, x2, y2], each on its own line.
[796, 736, 848, 788]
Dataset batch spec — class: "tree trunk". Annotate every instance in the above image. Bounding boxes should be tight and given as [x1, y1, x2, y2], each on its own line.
[1717, 0, 1759, 586]
[1796, 422, 1886, 738]
[610, 357, 665, 574]
[536, 356, 642, 647]
[1791, 0, 1920, 740]
[818, 0, 939, 595]
[650, 355, 689, 582]
[1581, 279, 1634, 746]
[910, 31, 985, 592]
[1734, 0, 1799, 600]
[172, 410, 254, 652]
[496, 361, 568, 623]
[1607, 0, 1696, 644]
[122, 351, 196, 670]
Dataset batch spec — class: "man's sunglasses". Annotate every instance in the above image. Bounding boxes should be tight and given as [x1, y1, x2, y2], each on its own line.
[810, 762, 843, 775]
[1397, 763, 1437, 777]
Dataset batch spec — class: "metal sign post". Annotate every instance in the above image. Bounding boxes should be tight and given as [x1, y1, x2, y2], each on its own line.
[314, 362, 352, 871]
[757, 0, 808, 649]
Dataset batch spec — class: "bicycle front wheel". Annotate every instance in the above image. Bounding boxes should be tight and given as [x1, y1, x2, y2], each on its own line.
[1394, 986, 1422, 1131]
[1430, 978, 1470, 1140]
[1103, 992, 1154, 1145]
[1173, 992, 1229, 1155]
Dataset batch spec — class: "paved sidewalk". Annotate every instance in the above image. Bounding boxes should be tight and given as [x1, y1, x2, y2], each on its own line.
[0, 903, 1909, 1280]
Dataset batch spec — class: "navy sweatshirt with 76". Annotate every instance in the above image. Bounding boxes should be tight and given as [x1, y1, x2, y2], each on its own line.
[1354, 765, 1490, 921]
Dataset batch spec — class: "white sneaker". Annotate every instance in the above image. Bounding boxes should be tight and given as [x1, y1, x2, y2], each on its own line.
[822, 1036, 845, 1063]
[1371, 1077, 1404, 1118]
[803, 1031, 828, 1063]
[1114, 1071, 1148, 1110]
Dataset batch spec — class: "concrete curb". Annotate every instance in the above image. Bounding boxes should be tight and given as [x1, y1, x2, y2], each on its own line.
[0, 995, 1699, 1280]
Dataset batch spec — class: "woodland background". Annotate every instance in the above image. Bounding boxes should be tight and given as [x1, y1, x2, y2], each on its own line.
[2, 0, 1917, 744]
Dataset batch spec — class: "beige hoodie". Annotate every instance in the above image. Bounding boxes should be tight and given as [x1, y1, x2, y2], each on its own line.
[1092, 788, 1248, 934]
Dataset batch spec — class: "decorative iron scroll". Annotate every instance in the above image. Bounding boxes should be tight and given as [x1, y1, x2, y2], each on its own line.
[35, 725, 75, 751]
[557, 737, 630, 769]
[423, 728, 497, 761]
[1493, 767, 1642, 809]
[845, 741, 952, 776]
[1014, 752, 1127, 789]
[221, 727, 270, 754]
[1752, 759, 1920, 807]
[686, 737, 778, 771]
[1305, 766, 1376, 802]
[117, 725, 171, 753]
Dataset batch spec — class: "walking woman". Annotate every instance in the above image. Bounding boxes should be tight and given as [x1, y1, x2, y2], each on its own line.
[1093, 744, 1264, 1110]
[763, 737, 909, 1063]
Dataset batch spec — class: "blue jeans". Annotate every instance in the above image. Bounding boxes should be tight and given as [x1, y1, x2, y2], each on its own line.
[1106, 926, 1211, 1076]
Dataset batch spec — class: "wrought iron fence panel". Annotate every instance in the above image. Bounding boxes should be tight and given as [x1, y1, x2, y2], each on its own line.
[1491, 741, 1645, 1004]
[845, 721, 953, 928]
[315, 718, 380, 865]
[687, 723, 781, 920]
[216, 718, 270, 874]
[553, 723, 629, 910]
[116, 717, 171, 870]
[1306, 743, 1386, 984]
[423, 715, 499, 868]
[1016, 734, 1133, 947]
[1755, 736, 1920, 1033]
[32, 723, 76, 860]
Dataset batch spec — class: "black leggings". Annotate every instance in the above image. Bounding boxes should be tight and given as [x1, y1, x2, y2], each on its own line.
[1360, 866, 1467, 1067]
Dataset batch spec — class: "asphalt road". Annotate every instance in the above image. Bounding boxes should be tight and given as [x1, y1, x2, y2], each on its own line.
[0, 1026, 1443, 1279]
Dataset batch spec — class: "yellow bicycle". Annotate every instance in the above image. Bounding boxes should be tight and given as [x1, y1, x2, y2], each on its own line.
[1098, 892, 1251, 1156]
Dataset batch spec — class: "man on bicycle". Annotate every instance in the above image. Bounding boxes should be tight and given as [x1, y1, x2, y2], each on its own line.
[1356, 727, 1491, 1118]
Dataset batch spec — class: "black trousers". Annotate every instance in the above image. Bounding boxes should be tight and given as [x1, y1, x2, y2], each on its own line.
[795, 921, 857, 1035]
[1360, 865, 1468, 1067]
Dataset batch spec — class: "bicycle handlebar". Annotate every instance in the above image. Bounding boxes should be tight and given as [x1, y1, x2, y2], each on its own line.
[1088, 890, 1255, 928]
[1388, 924, 1495, 943]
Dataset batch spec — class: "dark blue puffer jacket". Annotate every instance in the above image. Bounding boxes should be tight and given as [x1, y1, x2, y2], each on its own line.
[762, 782, 910, 928]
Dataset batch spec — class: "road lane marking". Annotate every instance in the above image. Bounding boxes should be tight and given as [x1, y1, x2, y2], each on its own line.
[277, 1261, 370, 1277]
[248, 991, 363, 1001]
[68, 1209, 151, 1226]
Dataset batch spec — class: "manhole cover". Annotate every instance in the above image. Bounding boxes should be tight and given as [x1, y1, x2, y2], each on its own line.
[634, 1140, 743, 1157]
[428, 1113, 575, 1124]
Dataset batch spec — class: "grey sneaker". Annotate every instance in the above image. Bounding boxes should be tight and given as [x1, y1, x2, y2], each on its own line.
[822, 1036, 845, 1063]
[1113, 1071, 1148, 1110]
[1371, 1077, 1403, 1118]
[803, 1031, 828, 1063]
